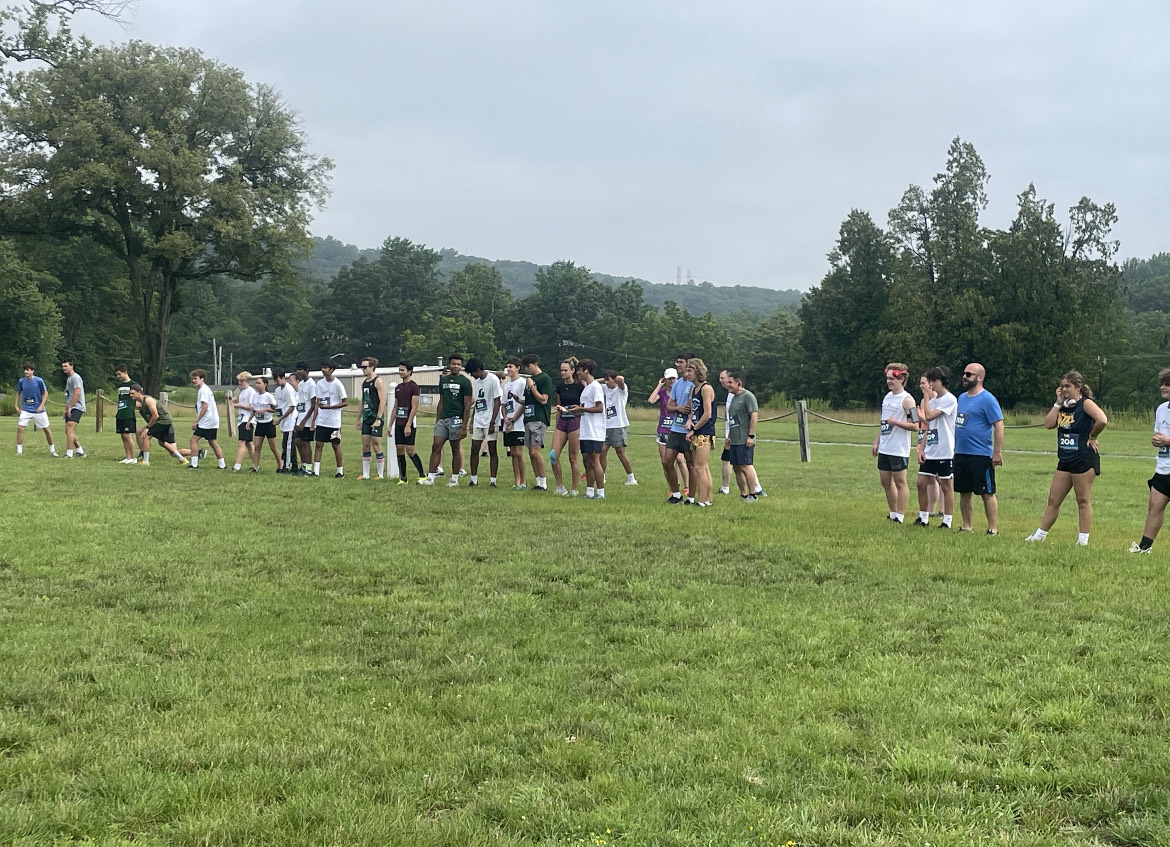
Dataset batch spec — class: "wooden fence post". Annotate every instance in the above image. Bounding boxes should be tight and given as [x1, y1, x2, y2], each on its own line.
[95, 390, 105, 433]
[223, 392, 234, 438]
[797, 400, 811, 463]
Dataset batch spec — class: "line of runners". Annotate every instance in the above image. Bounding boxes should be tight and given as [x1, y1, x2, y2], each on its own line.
[874, 361, 1170, 553]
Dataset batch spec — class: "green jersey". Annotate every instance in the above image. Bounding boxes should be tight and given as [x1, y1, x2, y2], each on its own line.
[727, 389, 758, 446]
[438, 372, 472, 419]
[523, 371, 554, 425]
[116, 379, 135, 420]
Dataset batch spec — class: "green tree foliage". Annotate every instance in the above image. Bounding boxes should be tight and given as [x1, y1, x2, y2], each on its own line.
[0, 238, 60, 379]
[0, 40, 332, 394]
[312, 237, 442, 363]
[0, 0, 126, 67]
[1122, 253, 1170, 314]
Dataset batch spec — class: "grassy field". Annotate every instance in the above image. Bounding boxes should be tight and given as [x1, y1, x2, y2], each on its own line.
[1, 410, 1168, 846]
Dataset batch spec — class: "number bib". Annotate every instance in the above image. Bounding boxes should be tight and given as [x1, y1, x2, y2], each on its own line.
[475, 398, 488, 412]
[956, 412, 967, 429]
[880, 422, 892, 435]
[396, 406, 408, 419]
[1059, 432, 1079, 452]
[606, 405, 617, 419]
[925, 429, 939, 446]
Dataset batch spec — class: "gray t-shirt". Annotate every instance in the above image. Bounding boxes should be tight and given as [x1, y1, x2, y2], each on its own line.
[65, 373, 86, 412]
[727, 389, 758, 446]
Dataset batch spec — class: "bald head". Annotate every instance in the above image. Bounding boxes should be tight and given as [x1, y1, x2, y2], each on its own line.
[960, 362, 986, 394]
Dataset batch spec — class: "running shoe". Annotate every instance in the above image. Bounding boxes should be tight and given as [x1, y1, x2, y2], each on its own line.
[1129, 542, 1151, 554]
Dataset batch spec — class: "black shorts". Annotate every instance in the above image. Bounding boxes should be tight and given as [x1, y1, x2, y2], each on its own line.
[148, 423, 175, 443]
[721, 443, 731, 462]
[362, 419, 384, 437]
[918, 458, 954, 479]
[65, 408, 83, 424]
[296, 425, 314, 443]
[315, 425, 341, 444]
[877, 453, 908, 472]
[237, 423, 254, 443]
[1147, 473, 1170, 498]
[580, 439, 604, 454]
[657, 432, 669, 446]
[729, 444, 754, 466]
[1057, 452, 1100, 476]
[502, 431, 524, 448]
[665, 431, 690, 454]
[954, 453, 996, 495]
[254, 421, 276, 439]
[116, 417, 137, 434]
[193, 427, 218, 441]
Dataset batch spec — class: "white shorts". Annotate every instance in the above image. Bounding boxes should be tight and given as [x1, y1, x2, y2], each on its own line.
[18, 410, 51, 429]
[472, 425, 494, 442]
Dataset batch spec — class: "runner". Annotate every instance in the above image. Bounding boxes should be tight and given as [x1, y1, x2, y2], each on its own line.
[521, 353, 554, 492]
[917, 373, 941, 517]
[230, 371, 257, 472]
[293, 361, 317, 475]
[420, 353, 473, 486]
[501, 357, 528, 489]
[682, 358, 717, 507]
[724, 368, 760, 501]
[250, 375, 281, 473]
[571, 359, 607, 499]
[273, 368, 298, 473]
[719, 368, 733, 495]
[313, 361, 347, 478]
[356, 357, 387, 480]
[1130, 368, 1170, 554]
[650, 368, 688, 500]
[954, 362, 1005, 535]
[663, 353, 696, 504]
[1025, 371, 1108, 546]
[14, 362, 56, 456]
[871, 362, 917, 523]
[914, 366, 957, 528]
[393, 361, 425, 483]
[601, 369, 637, 486]
[550, 357, 583, 496]
[188, 368, 225, 469]
[114, 364, 138, 462]
[60, 359, 86, 458]
[129, 384, 189, 466]
[468, 358, 502, 487]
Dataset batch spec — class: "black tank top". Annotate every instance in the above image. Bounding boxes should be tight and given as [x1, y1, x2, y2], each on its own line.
[361, 377, 381, 420]
[1056, 398, 1094, 461]
[556, 380, 583, 418]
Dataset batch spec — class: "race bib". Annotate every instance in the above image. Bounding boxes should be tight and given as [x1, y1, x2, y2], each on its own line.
[660, 415, 672, 429]
[475, 398, 488, 412]
[1159, 445, 1170, 457]
[296, 402, 306, 412]
[606, 405, 617, 419]
[525, 404, 535, 417]
[362, 398, 371, 412]
[729, 414, 741, 429]
[880, 422, 892, 435]
[449, 417, 462, 426]
[674, 412, 687, 426]
[1059, 432, 1079, 452]
[24, 397, 36, 408]
[955, 412, 967, 429]
[925, 429, 939, 446]
[396, 406, 408, 419]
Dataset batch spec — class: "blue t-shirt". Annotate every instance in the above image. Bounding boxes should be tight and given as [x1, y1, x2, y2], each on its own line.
[955, 389, 1003, 456]
[17, 376, 47, 411]
[668, 379, 694, 434]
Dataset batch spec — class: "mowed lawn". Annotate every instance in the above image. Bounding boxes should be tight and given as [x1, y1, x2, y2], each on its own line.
[1, 411, 1168, 846]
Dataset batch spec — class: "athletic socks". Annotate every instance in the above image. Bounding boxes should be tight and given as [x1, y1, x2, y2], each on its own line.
[1140, 536, 1154, 550]
[469, 475, 478, 484]
[66, 449, 73, 458]
[398, 455, 408, 479]
[376, 454, 384, 477]
[489, 477, 497, 485]
[918, 511, 929, 524]
[1077, 532, 1089, 546]
[15, 445, 22, 454]
[218, 458, 226, 468]
[586, 487, 595, 498]
[313, 462, 321, 476]
[170, 448, 184, 460]
[411, 454, 425, 477]
[190, 456, 199, 468]
[597, 488, 605, 499]
[362, 453, 371, 477]
[233, 462, 242, 471]
[942, 514, 952, 527]
[1026, 528, 1048, 542]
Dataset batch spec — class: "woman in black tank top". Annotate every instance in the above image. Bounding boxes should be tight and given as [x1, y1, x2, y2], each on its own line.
[549, 357, 583, 495]
[1025, 370, 1108, 546]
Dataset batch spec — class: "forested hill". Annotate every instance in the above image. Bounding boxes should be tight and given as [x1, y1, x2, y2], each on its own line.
[304, 237, 803, 316]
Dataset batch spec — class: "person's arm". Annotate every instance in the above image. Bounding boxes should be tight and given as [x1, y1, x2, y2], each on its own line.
[195, 396, 209, 430]
[648, 380, 664, 404]
[36, 379, 47, 413]
[144, 398, 159, 427]
[527, 377, 549, 405]
[375, 377, 387, 426]
[1084, 399, 1108, 451]
[67, 382, 81, 413]
[888, 395, 919, 431]
[746, 409, 758, 448]
[460, 387, 473, 437]
[992, 419, 1004, 466]
[1044, 387, 1062, 430]
[490, 391, 501, 433]
[407, 391, 418, 435]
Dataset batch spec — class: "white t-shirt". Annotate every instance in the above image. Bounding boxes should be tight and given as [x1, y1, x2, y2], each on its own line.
[724, 392, 733, 438]
[1156, 401, 1170, 475]
[252, 391, 277, 424]
[579, 380, 606, 442]
[472, 372, 502, 430]
[314, 377, 347, 429]
[196, 384, 219, 429]
[878, 390, 912, 458]
[295, 378, 316, 426]
[603, 382, 629, 429]
[236, 386, 257, 425]
[923, 391, 958, 460]
[277, 383, 297, 432]
[502, 378, 526, 433]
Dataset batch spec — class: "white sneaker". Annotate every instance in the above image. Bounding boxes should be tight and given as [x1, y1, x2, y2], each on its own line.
[553, 486, 568, 496]
[458, 469, 468, 477]
[447, 477, 459, 487]
[719, 486, 731, 495]
[1129, 542, 1151, 554]
[417, 477, 434, 485]
[1076, 539, 1088, 546]
[625, 478, 638, 486]
[1025, 532, 1045, 542]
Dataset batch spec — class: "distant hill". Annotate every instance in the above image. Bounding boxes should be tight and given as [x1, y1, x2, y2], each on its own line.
[303, 237, 803, 316]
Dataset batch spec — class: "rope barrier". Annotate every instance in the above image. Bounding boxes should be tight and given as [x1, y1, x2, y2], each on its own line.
[806, 410, 879, 427]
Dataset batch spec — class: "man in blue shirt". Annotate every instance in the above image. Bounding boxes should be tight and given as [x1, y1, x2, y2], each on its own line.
[954, 362, 1004, 534]
[15, 362, 58, 456]
[661, 352, 695, 504]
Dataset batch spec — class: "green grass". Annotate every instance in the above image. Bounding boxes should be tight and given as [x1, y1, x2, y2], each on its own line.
[1, 415, 1168, 846]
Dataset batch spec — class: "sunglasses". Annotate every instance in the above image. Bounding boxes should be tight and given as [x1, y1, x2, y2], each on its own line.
[962, 372, 976, 378]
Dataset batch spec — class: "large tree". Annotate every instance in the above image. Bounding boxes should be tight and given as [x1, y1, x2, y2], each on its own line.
[0, 40, 332, 393]
[0, 237, 60, 378]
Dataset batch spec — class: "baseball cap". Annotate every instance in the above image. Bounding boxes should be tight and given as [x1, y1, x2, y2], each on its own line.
[663, 367, 679, 379]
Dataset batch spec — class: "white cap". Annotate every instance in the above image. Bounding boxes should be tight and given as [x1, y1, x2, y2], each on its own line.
[663, 367, 679, 379]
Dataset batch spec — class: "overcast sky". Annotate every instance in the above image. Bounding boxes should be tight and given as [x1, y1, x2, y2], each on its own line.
[76, 1, 1168, 291]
